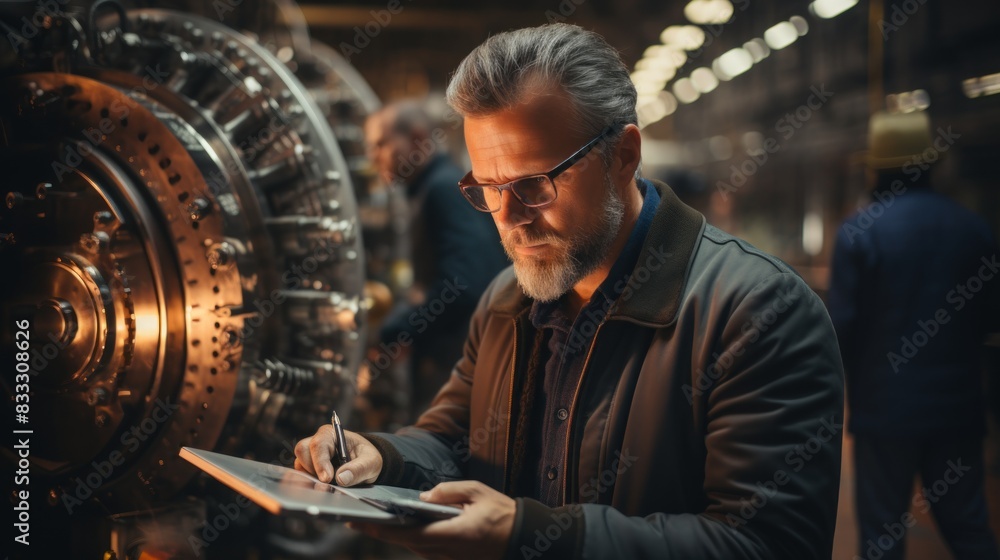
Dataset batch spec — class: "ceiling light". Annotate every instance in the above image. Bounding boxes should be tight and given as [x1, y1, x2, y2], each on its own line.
[690, 67, 719, 93]
[673, 78, 700, 104]
[684, 0, 735, 25]
[743, 38, 770, 62]
[789, 15, 809, 35]
[660, 25, 706, 51]
[887, 89, 931, 113]
[809, 0, 859, 19]
[714, 47, 753, 80]
[635, 58, 680, 81]
[802, 211, 823, 256]
[637, 97, 669, 128]
[659, 91, 678, 116]
[634, 81, 666, 95]
[962, 72, 1000, 98]
[764, 21, 798, 50]
[707, 135, 733, 160]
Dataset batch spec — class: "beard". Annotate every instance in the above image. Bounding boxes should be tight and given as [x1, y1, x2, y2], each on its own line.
[501, 173, 626, 302]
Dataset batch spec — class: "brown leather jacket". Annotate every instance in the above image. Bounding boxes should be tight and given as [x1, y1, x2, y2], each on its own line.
[365, 181, 845, 559]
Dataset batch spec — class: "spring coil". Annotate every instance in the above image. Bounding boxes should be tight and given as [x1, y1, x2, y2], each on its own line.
[252, 359, 316, 395]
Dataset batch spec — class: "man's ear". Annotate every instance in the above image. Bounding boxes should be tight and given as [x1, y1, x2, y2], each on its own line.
[613, 124, 642, 185]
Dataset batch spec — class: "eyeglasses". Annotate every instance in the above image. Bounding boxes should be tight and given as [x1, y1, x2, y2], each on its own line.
[458, 123, 623, 213]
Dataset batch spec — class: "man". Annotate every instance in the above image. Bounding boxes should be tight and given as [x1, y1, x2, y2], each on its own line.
[827, 110, 1000, 560]
[298, 24, 844, 559]
[364, 101, 508, 420]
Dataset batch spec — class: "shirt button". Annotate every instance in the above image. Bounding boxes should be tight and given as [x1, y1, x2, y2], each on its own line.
[547, 467, 558, 480]
[556, 408, 569, 421]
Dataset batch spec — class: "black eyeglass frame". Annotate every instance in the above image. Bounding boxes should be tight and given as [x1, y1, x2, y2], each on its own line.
[457, 122, 625, 213]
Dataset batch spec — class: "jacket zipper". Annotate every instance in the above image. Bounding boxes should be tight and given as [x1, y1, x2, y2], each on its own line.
[562, 319, 605, 503]
[501, 317, 518, 494]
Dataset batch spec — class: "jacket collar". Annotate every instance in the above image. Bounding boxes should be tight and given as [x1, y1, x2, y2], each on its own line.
[488, 180, 706, 327]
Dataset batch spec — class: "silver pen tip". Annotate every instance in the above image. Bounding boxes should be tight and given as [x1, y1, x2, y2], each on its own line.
[333, 411, 340, 424]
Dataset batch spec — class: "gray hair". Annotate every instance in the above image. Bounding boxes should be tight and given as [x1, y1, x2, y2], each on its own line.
[445, 24, 638, 170]
[383, 99, 434, 137]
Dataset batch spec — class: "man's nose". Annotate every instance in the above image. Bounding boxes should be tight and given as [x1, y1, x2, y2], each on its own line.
[495, 189, 537, 230]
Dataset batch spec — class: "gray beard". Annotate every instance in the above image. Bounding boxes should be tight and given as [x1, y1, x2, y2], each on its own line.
[504, 174, 626, 302]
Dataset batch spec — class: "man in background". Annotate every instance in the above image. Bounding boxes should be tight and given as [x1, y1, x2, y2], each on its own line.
[828, 110, 1000, 560]
[364, 100, 508, 421]
[299, 24, 845, 560]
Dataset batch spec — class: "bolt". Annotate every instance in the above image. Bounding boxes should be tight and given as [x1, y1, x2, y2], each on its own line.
[36, 182, 53, 200]
[206, 242, 236, 270]
[94, 211, 114, 225]
[6, 192, 23, 209]
[221, 326, 240, 348]
[87, 387, 108, 406]
[95, 412, 109, 428]
[31, 90, 61, 107]
[80, 234, 98, 252]
[187, 197, 210, 221]
[80, 232, 109, 253]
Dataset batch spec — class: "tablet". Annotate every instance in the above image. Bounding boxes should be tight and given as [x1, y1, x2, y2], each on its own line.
[179, 447, 462, 524]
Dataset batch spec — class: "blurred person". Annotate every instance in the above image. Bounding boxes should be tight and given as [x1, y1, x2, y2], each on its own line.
[298, 24, 844, 559]
[364, 100, 508, 421]
[827, 110, 1000, 560]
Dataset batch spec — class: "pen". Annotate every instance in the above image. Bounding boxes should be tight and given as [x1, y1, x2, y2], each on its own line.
[332, 411, 349, 470]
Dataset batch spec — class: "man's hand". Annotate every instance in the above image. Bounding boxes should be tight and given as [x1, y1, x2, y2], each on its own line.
[293, 425, 383, 486]
[349, 481, 517, 560]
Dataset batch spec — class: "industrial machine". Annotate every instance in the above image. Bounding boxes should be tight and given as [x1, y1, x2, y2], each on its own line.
[0, 1, 385, 556]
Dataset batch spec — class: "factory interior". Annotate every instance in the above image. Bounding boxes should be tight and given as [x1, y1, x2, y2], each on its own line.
[2, 0, 999, 558]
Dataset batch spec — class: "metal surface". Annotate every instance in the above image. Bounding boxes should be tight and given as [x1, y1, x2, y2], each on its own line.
[0, 5, 367, 523]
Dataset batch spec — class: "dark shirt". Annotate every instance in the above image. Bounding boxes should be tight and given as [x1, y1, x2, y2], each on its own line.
[379, 154, 508, 414]
[524, 178, 659, 507]
[827, 187, 999, 437]
[380, 154, 507, 343]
